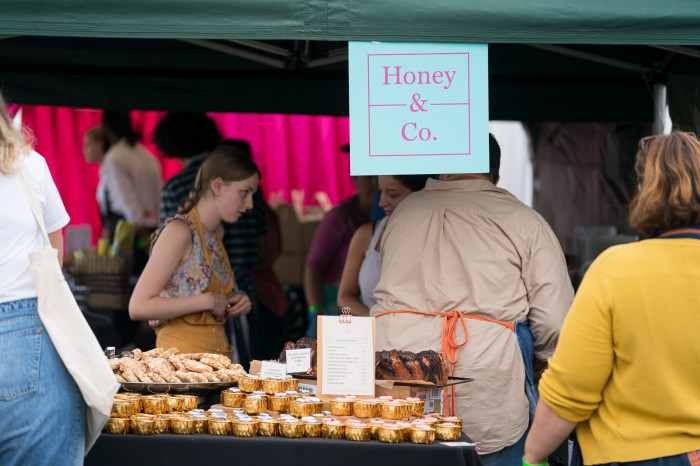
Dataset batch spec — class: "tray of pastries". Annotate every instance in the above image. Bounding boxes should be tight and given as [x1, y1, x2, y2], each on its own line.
[110, 347, 247, 395]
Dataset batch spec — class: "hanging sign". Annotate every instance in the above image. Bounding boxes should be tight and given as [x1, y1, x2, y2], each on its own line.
[349, 41, 489, 175]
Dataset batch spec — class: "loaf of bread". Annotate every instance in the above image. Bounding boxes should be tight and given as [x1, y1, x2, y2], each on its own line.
[375, 349, 449, 385]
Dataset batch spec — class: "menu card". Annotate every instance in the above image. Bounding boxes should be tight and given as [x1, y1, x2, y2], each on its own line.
[317, 315, 375, 396]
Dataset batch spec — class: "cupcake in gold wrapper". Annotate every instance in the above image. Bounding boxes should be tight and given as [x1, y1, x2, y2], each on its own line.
[257, 419, 279, 437]
[353, 399, 380, 418]
[238, 375, 262, 393]
[191, 415, 208, 434]
[279, 420, 304, 438]
[150, 416, 169, 434]
[170, 416, 195, 435]
[344, 422, 370, 441]
[130, 417, 154, 435]
[435, 422, 462, 441]
[377, 424, 403, 443]
[262, 378, 287, 395]
[221, 389, 246, 408]
[379, 401, 410, 420]
[268, 393, 289, 412]
[409, 424, 436, 444]
[175, 395, 198, 411]
[322, 420, 345, 439]
[242, 395, 267, 414]
[329, 397, 355, 416]
[208, 417, 232, 436]
[164, 396, 182, 413]
[405, 397, 425, 416]
[367, 419, 386, 439]
[104, 417, 130, 434]
[297, 389, 312, 397]
[285, 390, 300, 401]
[111, 400, 137, 418]
[289, 398, 315, 418]
[284, 376, 299, 391]
[232, 420, 258, 437]
[302, 418, 322, 438]
[114, 393, 143, 413]
[142, 395, 168, 415]
[441, 416, 463, 428]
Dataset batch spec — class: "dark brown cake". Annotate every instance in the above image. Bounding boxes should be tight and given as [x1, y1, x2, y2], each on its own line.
[375, 349, 449, 385]
[279, 337, 317, 374]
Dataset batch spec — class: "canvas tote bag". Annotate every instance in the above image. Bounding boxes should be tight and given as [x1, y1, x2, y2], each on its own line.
[18, 168, 119, 453]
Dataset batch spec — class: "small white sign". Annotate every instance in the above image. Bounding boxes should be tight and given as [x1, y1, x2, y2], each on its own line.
[285, 348, 312, 374]
[260, 361, 287, 379]
[298, 383, 317, 395]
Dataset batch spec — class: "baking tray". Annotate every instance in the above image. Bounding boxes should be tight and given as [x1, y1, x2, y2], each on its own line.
[119, 380, 237, 395]
[292, 375, 473, 388]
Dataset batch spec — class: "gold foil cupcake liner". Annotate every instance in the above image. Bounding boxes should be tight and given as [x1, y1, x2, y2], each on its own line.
[285, 378, 299, 391]
[257, 420, 279, 437]
[238, 376, 262, 393]
[344, 424, 370, 441]
[170, 416, 195, 435]
[262, 378, 287, 395]
[242, 397, 267, 414]
[329, 400, 354, 416]
[353, 402, 379, 418]
[409, 426, 436, 444]
[191, 416, 208, 434]
[174, 395, 198, 411]
[289, 401, 315, 418]
[377, 426, 403, 443]
[322, 423, 345, 440]
[304, 422, 323, 438]
[111, 400, 138, 418]
[142, 396, 168, 415]
[104, 417, 130, 434]
[268, 395, 289, 412]
[221, 391, 246, 408]
[208, 418, 232, 436]
[130, 417, 154, 435]
[279, 421, 304, 438]
[407, 399, 425, 416]
[435, 423, 462, 441]
[379, 402, 410, 420]
[230, 420, 257, 437]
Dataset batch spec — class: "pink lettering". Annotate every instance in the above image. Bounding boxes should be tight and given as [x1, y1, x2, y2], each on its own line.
[383, 66, 402, 85]
[381, 67, 457, 89]
[401, 122, 418, 141]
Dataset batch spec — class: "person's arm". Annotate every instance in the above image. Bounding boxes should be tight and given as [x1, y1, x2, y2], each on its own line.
[129, 219, 228, 321]
[524, 399, 577, 465]
[523, 222, 575, 360]
[303, 266, 325, 313]
[303, 208, 344, 312]
[337, 223, 372, 316]
[48, 230, 64, 268]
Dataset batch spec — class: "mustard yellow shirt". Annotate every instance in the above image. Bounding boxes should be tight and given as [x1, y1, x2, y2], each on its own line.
[539, 238, 700, 465]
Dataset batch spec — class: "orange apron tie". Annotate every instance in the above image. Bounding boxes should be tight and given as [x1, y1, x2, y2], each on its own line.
[375, 309, 515, 415]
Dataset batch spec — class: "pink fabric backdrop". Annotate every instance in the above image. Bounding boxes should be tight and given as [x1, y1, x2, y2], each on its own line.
[20, 106, 352, 246]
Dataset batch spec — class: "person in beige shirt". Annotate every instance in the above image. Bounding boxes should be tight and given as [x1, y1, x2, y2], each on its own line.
[370, 134, 573, 466]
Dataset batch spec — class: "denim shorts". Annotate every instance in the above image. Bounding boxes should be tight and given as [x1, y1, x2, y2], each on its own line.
[0, 297, 86, 465]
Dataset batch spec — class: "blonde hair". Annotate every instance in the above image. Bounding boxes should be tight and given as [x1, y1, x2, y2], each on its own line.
[0, 92, 34, 174]
[178, 145, 260, 214]
[629, 131, 700, 235]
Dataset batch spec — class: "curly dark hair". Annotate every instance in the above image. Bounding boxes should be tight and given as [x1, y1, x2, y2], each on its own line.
[152, 113, 222, 159]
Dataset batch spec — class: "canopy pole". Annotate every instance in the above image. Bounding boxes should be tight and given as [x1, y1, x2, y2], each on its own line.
[527, 44, 649, 74]
[180, 39, 286, 69]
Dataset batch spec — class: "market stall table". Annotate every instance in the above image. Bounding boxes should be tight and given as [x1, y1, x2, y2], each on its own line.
[86, 432, 483, 466]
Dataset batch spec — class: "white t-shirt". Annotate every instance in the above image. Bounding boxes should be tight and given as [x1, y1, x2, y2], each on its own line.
[96, 139, 161, 229]
[0, 151, 70, 303]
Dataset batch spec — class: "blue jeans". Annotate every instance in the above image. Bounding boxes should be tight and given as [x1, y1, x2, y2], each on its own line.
[480, 320, 538, 466]
[0, 298, 86, 466]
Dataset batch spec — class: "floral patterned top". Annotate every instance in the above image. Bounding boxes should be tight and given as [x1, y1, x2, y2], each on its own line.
[158, 212, 233, 298]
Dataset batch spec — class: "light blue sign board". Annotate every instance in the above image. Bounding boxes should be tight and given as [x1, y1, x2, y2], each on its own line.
[349, 41, 489, 175]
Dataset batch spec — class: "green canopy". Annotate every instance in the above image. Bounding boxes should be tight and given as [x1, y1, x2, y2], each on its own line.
[1, 0, 700, 120]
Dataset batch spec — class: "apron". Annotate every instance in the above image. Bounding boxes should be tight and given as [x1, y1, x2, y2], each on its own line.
[375, 309, 536, 418]
[156, 208, 234, 356]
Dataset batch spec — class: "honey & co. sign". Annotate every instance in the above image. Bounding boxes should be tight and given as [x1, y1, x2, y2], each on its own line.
[349, 42, 489, 175]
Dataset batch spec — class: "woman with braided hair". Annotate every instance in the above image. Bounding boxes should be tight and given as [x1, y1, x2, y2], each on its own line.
[129, 145, 257, 355]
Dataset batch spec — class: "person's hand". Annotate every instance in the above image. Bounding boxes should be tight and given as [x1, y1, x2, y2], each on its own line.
[225, 292, 252, 319]
[209, 292, 229, 322]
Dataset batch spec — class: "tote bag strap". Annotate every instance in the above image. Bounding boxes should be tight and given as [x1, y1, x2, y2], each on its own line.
[17, 167, 52, 247]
